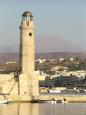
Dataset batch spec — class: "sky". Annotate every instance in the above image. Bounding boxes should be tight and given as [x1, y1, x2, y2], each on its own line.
[0, 0, 86, 52]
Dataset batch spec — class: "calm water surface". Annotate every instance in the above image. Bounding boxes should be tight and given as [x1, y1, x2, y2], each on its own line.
[0, 103, 86, 115]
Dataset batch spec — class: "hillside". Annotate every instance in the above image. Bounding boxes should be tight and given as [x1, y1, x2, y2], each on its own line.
[0, 52, 86, 63]
[36, 52, 86, 59]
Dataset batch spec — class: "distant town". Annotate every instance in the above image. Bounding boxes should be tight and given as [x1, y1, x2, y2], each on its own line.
[0, 52, 86, 94]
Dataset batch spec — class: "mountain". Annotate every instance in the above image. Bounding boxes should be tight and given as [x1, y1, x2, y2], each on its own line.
[35, 34, 84, 52]
[0, 53, 19, 63]
[36, 52, 86, 59]
[0, 34, 85, 62]
[0, 52, 86, 63]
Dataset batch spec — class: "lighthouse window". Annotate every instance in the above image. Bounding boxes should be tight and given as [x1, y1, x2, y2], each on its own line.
[29, 33, 32, 36]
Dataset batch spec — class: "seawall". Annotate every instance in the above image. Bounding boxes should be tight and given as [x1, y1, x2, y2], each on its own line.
[0, 94, 86, 103]
[34, 94, 86, 103]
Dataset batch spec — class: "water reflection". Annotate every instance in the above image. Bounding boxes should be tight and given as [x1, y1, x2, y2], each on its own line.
[40, 103, 86, 115]
[0, 103, 86, 115]
[0, 103, 39, 115]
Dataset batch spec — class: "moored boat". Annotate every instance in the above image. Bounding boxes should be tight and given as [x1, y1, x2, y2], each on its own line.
[0, 100, 12, 104]
[48, 89, 61, 94]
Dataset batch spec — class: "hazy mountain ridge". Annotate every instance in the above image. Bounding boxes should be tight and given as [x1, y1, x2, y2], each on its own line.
[36, 52, 86, 59]
[0, 52, 86, 63]
[35, 34, 84, 52]
[0, 53, 19, 63]
[0, 34, 85, 62]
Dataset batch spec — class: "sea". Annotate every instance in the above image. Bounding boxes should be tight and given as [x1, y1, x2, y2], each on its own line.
[0, 103, 86, 115]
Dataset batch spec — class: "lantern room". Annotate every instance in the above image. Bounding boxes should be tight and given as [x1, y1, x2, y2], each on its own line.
[22, 11, 33, 21]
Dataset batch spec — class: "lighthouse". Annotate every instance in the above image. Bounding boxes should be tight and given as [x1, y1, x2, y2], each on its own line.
[20, 11, 35, 74]
[19, 11, 39, 99]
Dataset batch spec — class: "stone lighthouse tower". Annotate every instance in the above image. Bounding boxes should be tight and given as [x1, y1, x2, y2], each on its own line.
[20, 11, 35, 74]
[19, 11, 39, 100]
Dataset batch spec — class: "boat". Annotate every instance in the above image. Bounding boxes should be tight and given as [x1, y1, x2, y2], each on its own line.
[0, 99, 12, 104]
[48, 89, 61, 94]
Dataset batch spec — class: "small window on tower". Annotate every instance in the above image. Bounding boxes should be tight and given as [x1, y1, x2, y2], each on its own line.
[29, 33, 32, 36]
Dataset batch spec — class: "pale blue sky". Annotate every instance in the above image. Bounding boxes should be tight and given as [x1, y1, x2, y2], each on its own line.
[0, 0, 86, 52]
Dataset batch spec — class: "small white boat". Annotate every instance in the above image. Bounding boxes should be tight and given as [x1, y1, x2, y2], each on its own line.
[0, 100, 11, 104]
[49, 89, 61, 94]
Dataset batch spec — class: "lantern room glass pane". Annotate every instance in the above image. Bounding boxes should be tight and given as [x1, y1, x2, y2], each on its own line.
[22, 15, 33, 21]
[22, 16, 27, 21]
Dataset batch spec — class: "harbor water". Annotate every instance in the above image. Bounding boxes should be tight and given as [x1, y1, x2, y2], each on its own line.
[0, 103, 86, 115]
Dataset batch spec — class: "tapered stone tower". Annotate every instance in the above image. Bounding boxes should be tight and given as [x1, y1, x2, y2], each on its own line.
[20, 11, 35, 74]
[19, 11, 39, 100]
